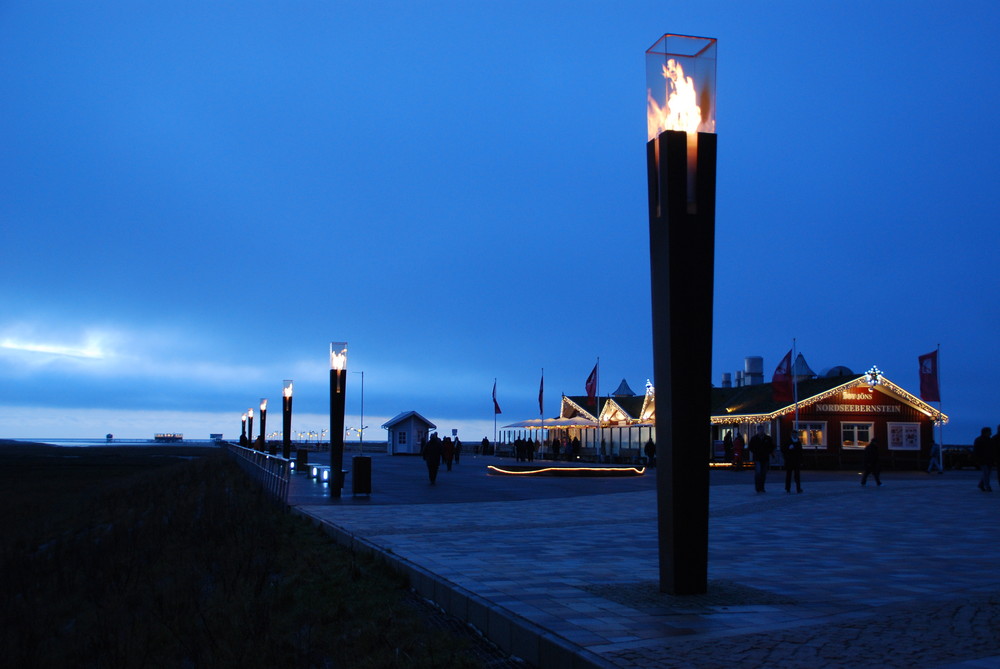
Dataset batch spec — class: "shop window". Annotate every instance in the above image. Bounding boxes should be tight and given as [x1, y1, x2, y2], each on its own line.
[888, 423, 920, 450]
[796, 422, 826, 448]
[842, 423, 873, 449]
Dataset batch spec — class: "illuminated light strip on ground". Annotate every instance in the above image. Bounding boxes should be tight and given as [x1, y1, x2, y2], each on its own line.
[487, 465, 646, 477]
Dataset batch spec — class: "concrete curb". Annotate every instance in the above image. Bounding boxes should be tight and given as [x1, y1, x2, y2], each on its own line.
[291, 506, 614, 669]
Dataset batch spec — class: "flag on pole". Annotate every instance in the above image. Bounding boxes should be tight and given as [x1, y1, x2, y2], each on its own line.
[918, 350, 940, 402]
[585, 363, 598, 407]
[772, 350, 794, 404]
[538, 371, 544, 416]
[492, 380, 502, 414]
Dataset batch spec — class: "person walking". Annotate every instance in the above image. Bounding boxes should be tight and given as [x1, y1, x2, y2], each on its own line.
[732, 430, 745, 471]
[442, 436, 454, 472]
[927, 439, 944, 474]
[644, 439, 656, 467]
[973, 427, 993, 492]
[423, 433, 443, 484]
[994, 425, 1000, 489]
[748, 426, 775, 493]
[861, 436, 882, 486]
[453, 437, 462, 464]
[781, 429, 804, 493]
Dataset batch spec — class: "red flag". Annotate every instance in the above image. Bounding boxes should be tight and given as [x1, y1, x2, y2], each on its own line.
[492, 380, 502, 414]
[585, 363, 598, 407]
[918, 350, 940, 402]
[772, 350, 793, 404]
[538, 372, 544, 416]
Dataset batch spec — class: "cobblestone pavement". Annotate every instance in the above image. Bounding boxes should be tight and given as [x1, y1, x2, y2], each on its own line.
[294, 455, 1000, 668]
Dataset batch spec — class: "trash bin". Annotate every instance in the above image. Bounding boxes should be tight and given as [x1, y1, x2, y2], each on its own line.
[352, 456, 371, 495]
[295, 449, 309, 473]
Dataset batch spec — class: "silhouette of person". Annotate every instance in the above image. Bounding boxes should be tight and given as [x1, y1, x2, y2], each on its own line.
[781, 429, 804, 493]
[927, 439, 944, 474]
[861, 437, 882, 486]
[748, 426, 775, 493]
[732, 431, 745, 471]
[974, 427, 993, 492]
[423, 433, 443, 484]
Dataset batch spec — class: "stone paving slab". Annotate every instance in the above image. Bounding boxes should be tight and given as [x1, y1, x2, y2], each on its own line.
[293, 455, 1000, 667]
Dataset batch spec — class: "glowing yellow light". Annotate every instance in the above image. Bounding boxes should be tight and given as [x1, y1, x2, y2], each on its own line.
[329, 342, 348, 371]
[647, 59, 706, 141]
[487, 465, 646, 476]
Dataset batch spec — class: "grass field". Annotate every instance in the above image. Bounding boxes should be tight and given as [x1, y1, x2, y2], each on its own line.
[0, 441, 489, 668]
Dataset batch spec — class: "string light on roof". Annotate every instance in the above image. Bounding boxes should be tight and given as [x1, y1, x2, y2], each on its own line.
[866, 365, 883, 387]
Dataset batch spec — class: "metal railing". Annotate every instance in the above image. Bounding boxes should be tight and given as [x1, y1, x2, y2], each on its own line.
[225, 443, 291, 503]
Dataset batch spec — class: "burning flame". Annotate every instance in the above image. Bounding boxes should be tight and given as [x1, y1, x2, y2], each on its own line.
[646, 59, 713, 142]
[283, 381, 293, 398]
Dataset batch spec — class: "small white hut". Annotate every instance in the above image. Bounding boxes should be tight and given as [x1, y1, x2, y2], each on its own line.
[381, 411, 437, 455]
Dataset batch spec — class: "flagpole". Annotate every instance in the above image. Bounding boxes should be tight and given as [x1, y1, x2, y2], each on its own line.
[493, 377, 498, 448]
[936, 343, 944, 451]
[597, 356, 602, 460]
[793, 338, 799, 436]
[540, 367, 545, 447]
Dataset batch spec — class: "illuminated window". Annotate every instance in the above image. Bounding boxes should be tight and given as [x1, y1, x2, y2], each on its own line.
[888, 422, 920, 451]
[842, 423, 873, 449]
[796, 422, 827, 448]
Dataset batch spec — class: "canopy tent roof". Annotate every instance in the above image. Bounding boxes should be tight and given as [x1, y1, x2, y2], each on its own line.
[500, 417, 599, 429]
[611, 378, 637, 397]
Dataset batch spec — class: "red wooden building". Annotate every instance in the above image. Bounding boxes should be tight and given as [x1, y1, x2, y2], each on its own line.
[710, 370, 947, 467]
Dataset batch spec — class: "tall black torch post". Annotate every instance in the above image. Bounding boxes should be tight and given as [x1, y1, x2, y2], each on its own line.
[240, 412, 248, 447]
[259, 398, 269, 452]
[282, 380, 293, 459]
[247, 408, 254, 450]
[645, 34, 717, 595]
[329, 342, 348, 497]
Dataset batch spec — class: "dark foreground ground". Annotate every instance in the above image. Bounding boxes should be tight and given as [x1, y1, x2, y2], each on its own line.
[0, 441, 517, 668]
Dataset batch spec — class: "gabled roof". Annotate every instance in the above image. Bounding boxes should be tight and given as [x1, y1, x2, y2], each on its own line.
[561, 395, 648, 425]
[710, 375, 948, 424]
[560, 395, 605, 422]
[380, 410, 437, 430]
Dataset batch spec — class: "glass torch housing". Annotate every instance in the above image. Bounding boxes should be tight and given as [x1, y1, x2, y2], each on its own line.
[646, 34, 717, 142]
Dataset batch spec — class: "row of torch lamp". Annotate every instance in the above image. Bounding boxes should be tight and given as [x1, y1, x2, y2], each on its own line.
[238, 342, 350, 497]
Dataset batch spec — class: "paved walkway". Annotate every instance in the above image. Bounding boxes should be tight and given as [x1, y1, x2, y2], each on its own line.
[292, 452, 1000, 668]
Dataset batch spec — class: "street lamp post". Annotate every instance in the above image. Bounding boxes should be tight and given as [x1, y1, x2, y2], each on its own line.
[329, 342, 348, 497]
[353, 370, 366, 453]
[645, 34, 717, 595]
[282, 380, 293, 459]
[240, 412, 248, 447]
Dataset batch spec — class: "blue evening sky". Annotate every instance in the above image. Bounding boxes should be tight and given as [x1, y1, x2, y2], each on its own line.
[1, 1, 997, 442]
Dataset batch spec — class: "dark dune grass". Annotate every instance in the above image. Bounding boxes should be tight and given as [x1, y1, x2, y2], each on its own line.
[0, 441, 489, 668]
